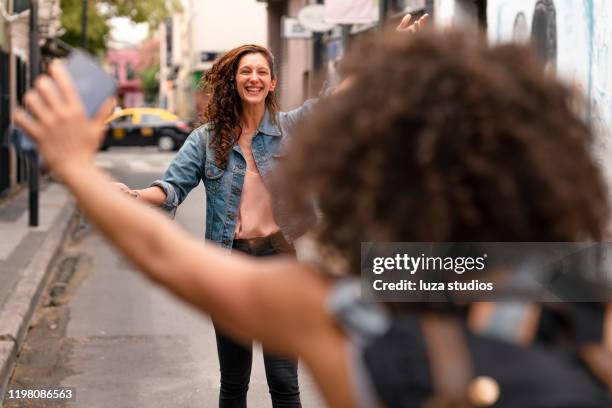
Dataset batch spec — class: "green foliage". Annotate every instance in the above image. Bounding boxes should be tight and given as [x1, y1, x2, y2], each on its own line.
[107, 0, 179, 28]
[60, 0, 109, 54]
[59, 0, 178, 54]
[139, 65, 160, 104]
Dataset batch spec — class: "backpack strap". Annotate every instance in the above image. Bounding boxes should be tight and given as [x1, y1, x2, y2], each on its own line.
[421, 315, 474, 408]
[604, 303, 612, 352]
[579, 303, 612, 392]
[579, 343, 612, 392]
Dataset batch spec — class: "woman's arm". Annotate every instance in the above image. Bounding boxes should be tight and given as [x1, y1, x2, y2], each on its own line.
[112, 182, 167, 206]
[112, 127, 208, 213]
[64, 162, 356, 407]
[136, 186, 167, 205]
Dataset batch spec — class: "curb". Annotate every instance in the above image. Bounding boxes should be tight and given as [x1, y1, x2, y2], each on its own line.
[0, 203, 75, 404]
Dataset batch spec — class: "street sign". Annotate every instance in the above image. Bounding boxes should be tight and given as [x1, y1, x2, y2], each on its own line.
[297, 4, 335, 33]
[282, 16, 312, 39]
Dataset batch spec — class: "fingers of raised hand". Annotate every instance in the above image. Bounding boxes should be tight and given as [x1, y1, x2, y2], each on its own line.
[396, 14, 413, 31]
[411, 14, 429, 32]
[415, 14, 429, 30]
[397, 13, 429, 33]
[24, 89, 54, 125]
[34, 76, 64, 109]
[13, 109, 43, 142]
[24, 73, 85, 128]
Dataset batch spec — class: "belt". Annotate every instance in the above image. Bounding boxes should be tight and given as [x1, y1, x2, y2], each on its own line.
[232, 231, 293, 254]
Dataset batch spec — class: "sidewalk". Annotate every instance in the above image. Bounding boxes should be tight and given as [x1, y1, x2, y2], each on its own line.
[0, 182, 74, 402]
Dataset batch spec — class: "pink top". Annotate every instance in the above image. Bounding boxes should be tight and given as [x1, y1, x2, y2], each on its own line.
[234, 134, 280, 239]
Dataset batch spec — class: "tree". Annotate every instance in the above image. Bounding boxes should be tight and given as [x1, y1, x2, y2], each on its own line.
[139, 65, 160, 105]
[137, 36, 161, 104]
[59, 0, 180, 54]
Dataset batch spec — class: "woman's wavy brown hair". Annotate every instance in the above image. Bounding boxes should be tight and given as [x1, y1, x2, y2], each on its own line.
[201, 44, 278, 168]
[277, 30, 610, 275]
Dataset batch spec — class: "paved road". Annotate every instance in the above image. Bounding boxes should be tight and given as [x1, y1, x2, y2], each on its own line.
[5, 147, 323, 408]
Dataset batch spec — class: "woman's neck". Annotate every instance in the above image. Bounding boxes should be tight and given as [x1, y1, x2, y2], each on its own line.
[240, 102, 266, 132]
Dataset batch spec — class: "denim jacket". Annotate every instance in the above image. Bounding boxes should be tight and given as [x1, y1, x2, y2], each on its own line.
[152, 100, 317, 249]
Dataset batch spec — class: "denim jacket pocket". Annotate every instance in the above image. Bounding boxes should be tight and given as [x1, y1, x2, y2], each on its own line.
[204, 160, 225, 193]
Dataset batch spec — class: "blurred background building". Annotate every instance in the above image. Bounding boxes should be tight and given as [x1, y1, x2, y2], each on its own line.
[106, 48, 144, 108]
[485, 0, 612, 183]
[1, 0, 62, 196]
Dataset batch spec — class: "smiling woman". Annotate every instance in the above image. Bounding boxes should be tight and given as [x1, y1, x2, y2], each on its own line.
[111, 43, 317, 408]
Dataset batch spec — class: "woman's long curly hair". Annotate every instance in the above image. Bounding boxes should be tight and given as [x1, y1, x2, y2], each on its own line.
[201, 45, 279, 169]
[276, 29, 610, 276]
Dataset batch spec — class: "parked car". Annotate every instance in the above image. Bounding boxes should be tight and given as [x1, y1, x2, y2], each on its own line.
[102, 108, 191, 151]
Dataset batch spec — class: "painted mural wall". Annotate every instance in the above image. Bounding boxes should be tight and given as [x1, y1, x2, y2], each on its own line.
[488, 0, 612, 181]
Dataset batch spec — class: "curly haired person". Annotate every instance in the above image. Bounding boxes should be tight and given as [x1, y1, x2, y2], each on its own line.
[15, 28, 611, 407]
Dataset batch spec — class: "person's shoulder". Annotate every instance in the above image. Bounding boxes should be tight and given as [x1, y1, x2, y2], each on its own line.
[191, 123, 213, 137]
[187, 123, 214, 145]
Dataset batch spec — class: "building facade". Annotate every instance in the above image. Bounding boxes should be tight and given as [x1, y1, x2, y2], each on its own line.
[486, 0, 612, 183]
[259, 0, 437, 110]
[106, 48, 145, 108]
[0, 0, 62, 196]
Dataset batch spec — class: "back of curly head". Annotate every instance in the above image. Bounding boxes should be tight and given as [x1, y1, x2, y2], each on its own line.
[201, 44, 278, 168]
[277, 29, 610, 275]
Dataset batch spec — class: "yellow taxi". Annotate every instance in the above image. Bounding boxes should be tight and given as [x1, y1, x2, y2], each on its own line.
[102, 108, 191, 151]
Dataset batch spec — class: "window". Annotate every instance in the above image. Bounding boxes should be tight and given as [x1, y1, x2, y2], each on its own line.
[140, 114, 164, 125]
[110, 63, 119, 81]
[112, 114, 133, 126]
[126, 62, 136, 81]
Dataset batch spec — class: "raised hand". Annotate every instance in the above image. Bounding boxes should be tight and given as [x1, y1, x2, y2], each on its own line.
[13, 60, 114, 179]
[396, 13, 429, 33]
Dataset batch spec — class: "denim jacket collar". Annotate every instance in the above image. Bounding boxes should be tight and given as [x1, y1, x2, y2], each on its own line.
[257, 109, 282, 137]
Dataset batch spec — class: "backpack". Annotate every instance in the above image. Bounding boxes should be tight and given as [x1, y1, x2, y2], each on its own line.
[361, 313, 611, 407]
[469, 302, 612, 392]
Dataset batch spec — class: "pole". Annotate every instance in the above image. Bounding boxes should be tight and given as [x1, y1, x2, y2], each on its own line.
[379, 0, 388, 29]
[313, 0, 324, 72]
[28, 0, 40, 227]
[81, 0, 88, 50]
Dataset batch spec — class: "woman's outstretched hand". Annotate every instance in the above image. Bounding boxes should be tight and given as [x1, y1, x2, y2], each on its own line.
[396, 13, 429, 33]
[112, 182, 141, 199]
[13, 59, 114, 179]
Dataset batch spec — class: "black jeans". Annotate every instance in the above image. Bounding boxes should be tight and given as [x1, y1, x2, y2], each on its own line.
[214, 232, 301, 408]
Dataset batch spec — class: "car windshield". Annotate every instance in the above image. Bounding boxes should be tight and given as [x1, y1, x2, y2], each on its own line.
[111, 114, 133, 126]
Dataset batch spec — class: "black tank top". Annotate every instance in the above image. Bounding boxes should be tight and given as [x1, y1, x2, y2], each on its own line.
[328, 279, 611, 407]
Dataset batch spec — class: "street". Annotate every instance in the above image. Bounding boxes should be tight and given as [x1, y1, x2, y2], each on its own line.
[5, 147, 323, 408]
